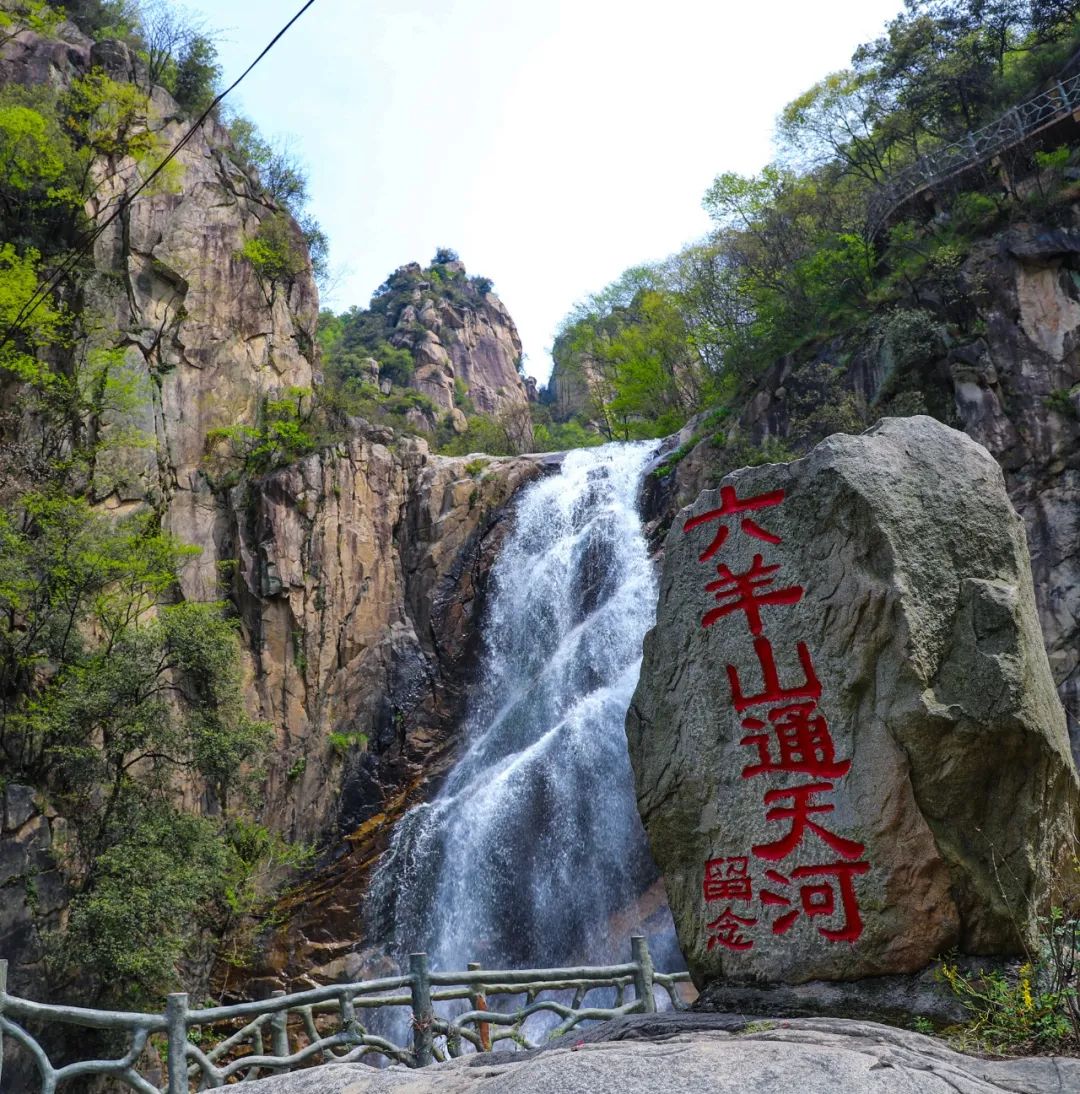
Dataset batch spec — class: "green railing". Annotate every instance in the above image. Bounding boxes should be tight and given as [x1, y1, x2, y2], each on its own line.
[0, 936, 691, 1092]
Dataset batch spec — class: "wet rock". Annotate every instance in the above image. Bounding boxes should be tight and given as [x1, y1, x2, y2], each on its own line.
[628, 416, 1079, 990]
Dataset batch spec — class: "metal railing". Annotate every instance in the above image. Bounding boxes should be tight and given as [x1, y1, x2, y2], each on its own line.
[0, 936, 691, 1092]
[867, 69, 1080, 237]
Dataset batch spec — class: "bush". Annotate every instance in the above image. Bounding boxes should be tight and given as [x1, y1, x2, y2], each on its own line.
[328, 730, 368, 756]
[172, 33, 221, 116]
[206, 386, 319, 478]
[0, 495, 275, 1005]
[238, 213, 307, 287]
[939, 909, 1080, 1055]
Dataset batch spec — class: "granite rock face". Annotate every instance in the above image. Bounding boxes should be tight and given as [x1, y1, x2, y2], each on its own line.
[222, 440, 551, 988]
[382, 262, 532, 433]
[0, 785, 69, 997]
[0, 27, 553, 1001]
[242, 1014, 1080, 1094]
[628, 416, 1079, 988]
[1, 26, 317, 533]
[662, 224, 1080, 754]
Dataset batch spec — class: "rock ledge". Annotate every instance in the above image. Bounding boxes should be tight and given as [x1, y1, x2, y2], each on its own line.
[246, 1013, 1080, 1093]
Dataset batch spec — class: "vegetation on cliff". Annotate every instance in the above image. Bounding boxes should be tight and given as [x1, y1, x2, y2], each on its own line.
[320, 251, 572, 455]
[0, 0, 319, 1007]
[551, 0, 1080, 449]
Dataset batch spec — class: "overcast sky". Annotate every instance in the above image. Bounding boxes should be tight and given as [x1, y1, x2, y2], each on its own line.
[183, 0, 905, 383]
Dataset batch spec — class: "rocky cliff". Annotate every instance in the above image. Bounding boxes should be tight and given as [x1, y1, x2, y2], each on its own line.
[320, 257, 533, 448]
[0, 21, 552, 1014]
[649, 223, 1080, 758]
[391, 261, 530, 421]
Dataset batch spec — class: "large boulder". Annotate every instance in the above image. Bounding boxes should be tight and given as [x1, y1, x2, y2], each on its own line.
[627, 417, 1079, 989]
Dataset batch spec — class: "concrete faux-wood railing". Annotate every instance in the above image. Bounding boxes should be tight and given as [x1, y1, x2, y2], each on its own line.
[867, 68, 1080, 237]
[0, 937, 691, 1092]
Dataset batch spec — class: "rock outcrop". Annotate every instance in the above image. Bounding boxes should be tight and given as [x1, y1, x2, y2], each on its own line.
[217, 439, 553, 992]
[1, 23, 317, 534]
[628, 417, 1079, 991]
[392, 263, 531, 422]
[546, 327, 600, 422]
[240, 1013, 1080, 1094]
[656, 223, 1080, 755]
[229, 438, 549, 847]
[0, 785, 69, 999]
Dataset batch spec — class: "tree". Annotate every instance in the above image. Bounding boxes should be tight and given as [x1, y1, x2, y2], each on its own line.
[0, 493, 274, 1003]
[225, 115, 329, 286]
[777, 70, 894, 183]
[0, 0, 63, 49]
[172, 30, 221, 115]
[135, 0, 210, 91]
[61, 0, 140, 40]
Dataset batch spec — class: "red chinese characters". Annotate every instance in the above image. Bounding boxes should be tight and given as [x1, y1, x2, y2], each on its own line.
[706, 907, 757, 952]
[702, 555, 803, 633]
[752, 783, 865, 863]
[740, 702, 852, 781]
[703, 856, 752, 902]
[726, 636, 820, 713]
[682, 484, 785, 562]
[687, 484, 870, 953]
[760, 863, 870, 942]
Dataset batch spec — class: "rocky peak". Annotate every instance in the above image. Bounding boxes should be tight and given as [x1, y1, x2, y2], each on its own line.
[326, 255, 532, 440]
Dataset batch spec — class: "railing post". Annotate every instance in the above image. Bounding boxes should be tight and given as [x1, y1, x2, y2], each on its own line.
[0, 958, 8, 1090]
[269, 989, 289, 1066]
[467, 961, 491, 1053]
[631, 935, 657, 1014]
[165, 992, 188, 1094]
[340, 991, 358, 1041]
[409, 953, 434, 1067]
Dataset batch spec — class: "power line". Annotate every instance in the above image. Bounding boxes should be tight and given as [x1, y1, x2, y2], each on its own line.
[0, 0, 319, 352]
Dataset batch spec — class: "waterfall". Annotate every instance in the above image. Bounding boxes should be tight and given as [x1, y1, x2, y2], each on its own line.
[368, 441, 676, 972]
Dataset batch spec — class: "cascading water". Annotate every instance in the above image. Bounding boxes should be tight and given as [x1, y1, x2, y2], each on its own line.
[369, 441, 677, 972]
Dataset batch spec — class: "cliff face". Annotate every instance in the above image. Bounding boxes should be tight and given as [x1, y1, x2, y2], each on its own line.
[321, 258, 533, 447]
[547, 329, 600, 422]
[2, 23, 317, 536]
[651, 222, 1080, 753]
[0, 24, 552, 1011]
[227, 436, 549, 847]
[219, 437, 552, 994]
[392, 263, 531, 420]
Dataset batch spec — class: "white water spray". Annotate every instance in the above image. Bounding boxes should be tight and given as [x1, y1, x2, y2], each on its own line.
[369, 442, 675, 971]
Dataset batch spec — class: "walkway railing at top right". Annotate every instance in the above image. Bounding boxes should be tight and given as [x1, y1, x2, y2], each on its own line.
[866, 69, 1080, 237]
[0, 935, 693, 1093]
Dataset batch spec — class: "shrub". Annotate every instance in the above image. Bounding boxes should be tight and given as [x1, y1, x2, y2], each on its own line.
[939, 910, 1080, 1055]
[1045, 388, 1078, 419]
[239, 213, 308, 287]
[206, 387, 318, 477]
[328, 730, 368, 756]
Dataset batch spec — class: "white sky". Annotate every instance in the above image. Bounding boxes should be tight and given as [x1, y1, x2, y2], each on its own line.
[183, 0, 905, 383]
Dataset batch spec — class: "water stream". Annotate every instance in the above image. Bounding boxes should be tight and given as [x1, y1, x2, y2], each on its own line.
[368, 441, 676, 972]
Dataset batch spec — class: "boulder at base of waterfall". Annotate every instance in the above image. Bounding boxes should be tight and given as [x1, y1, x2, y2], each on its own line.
[626, 416, 1079, 990]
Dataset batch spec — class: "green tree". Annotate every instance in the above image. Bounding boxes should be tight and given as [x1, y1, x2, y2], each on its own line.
[172, 31, 221, 115]
[239, 212, 308, 290]
[206, 386, 318, 477]
[0, 0, 63, 48]
[0, 494, 274, 1003]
